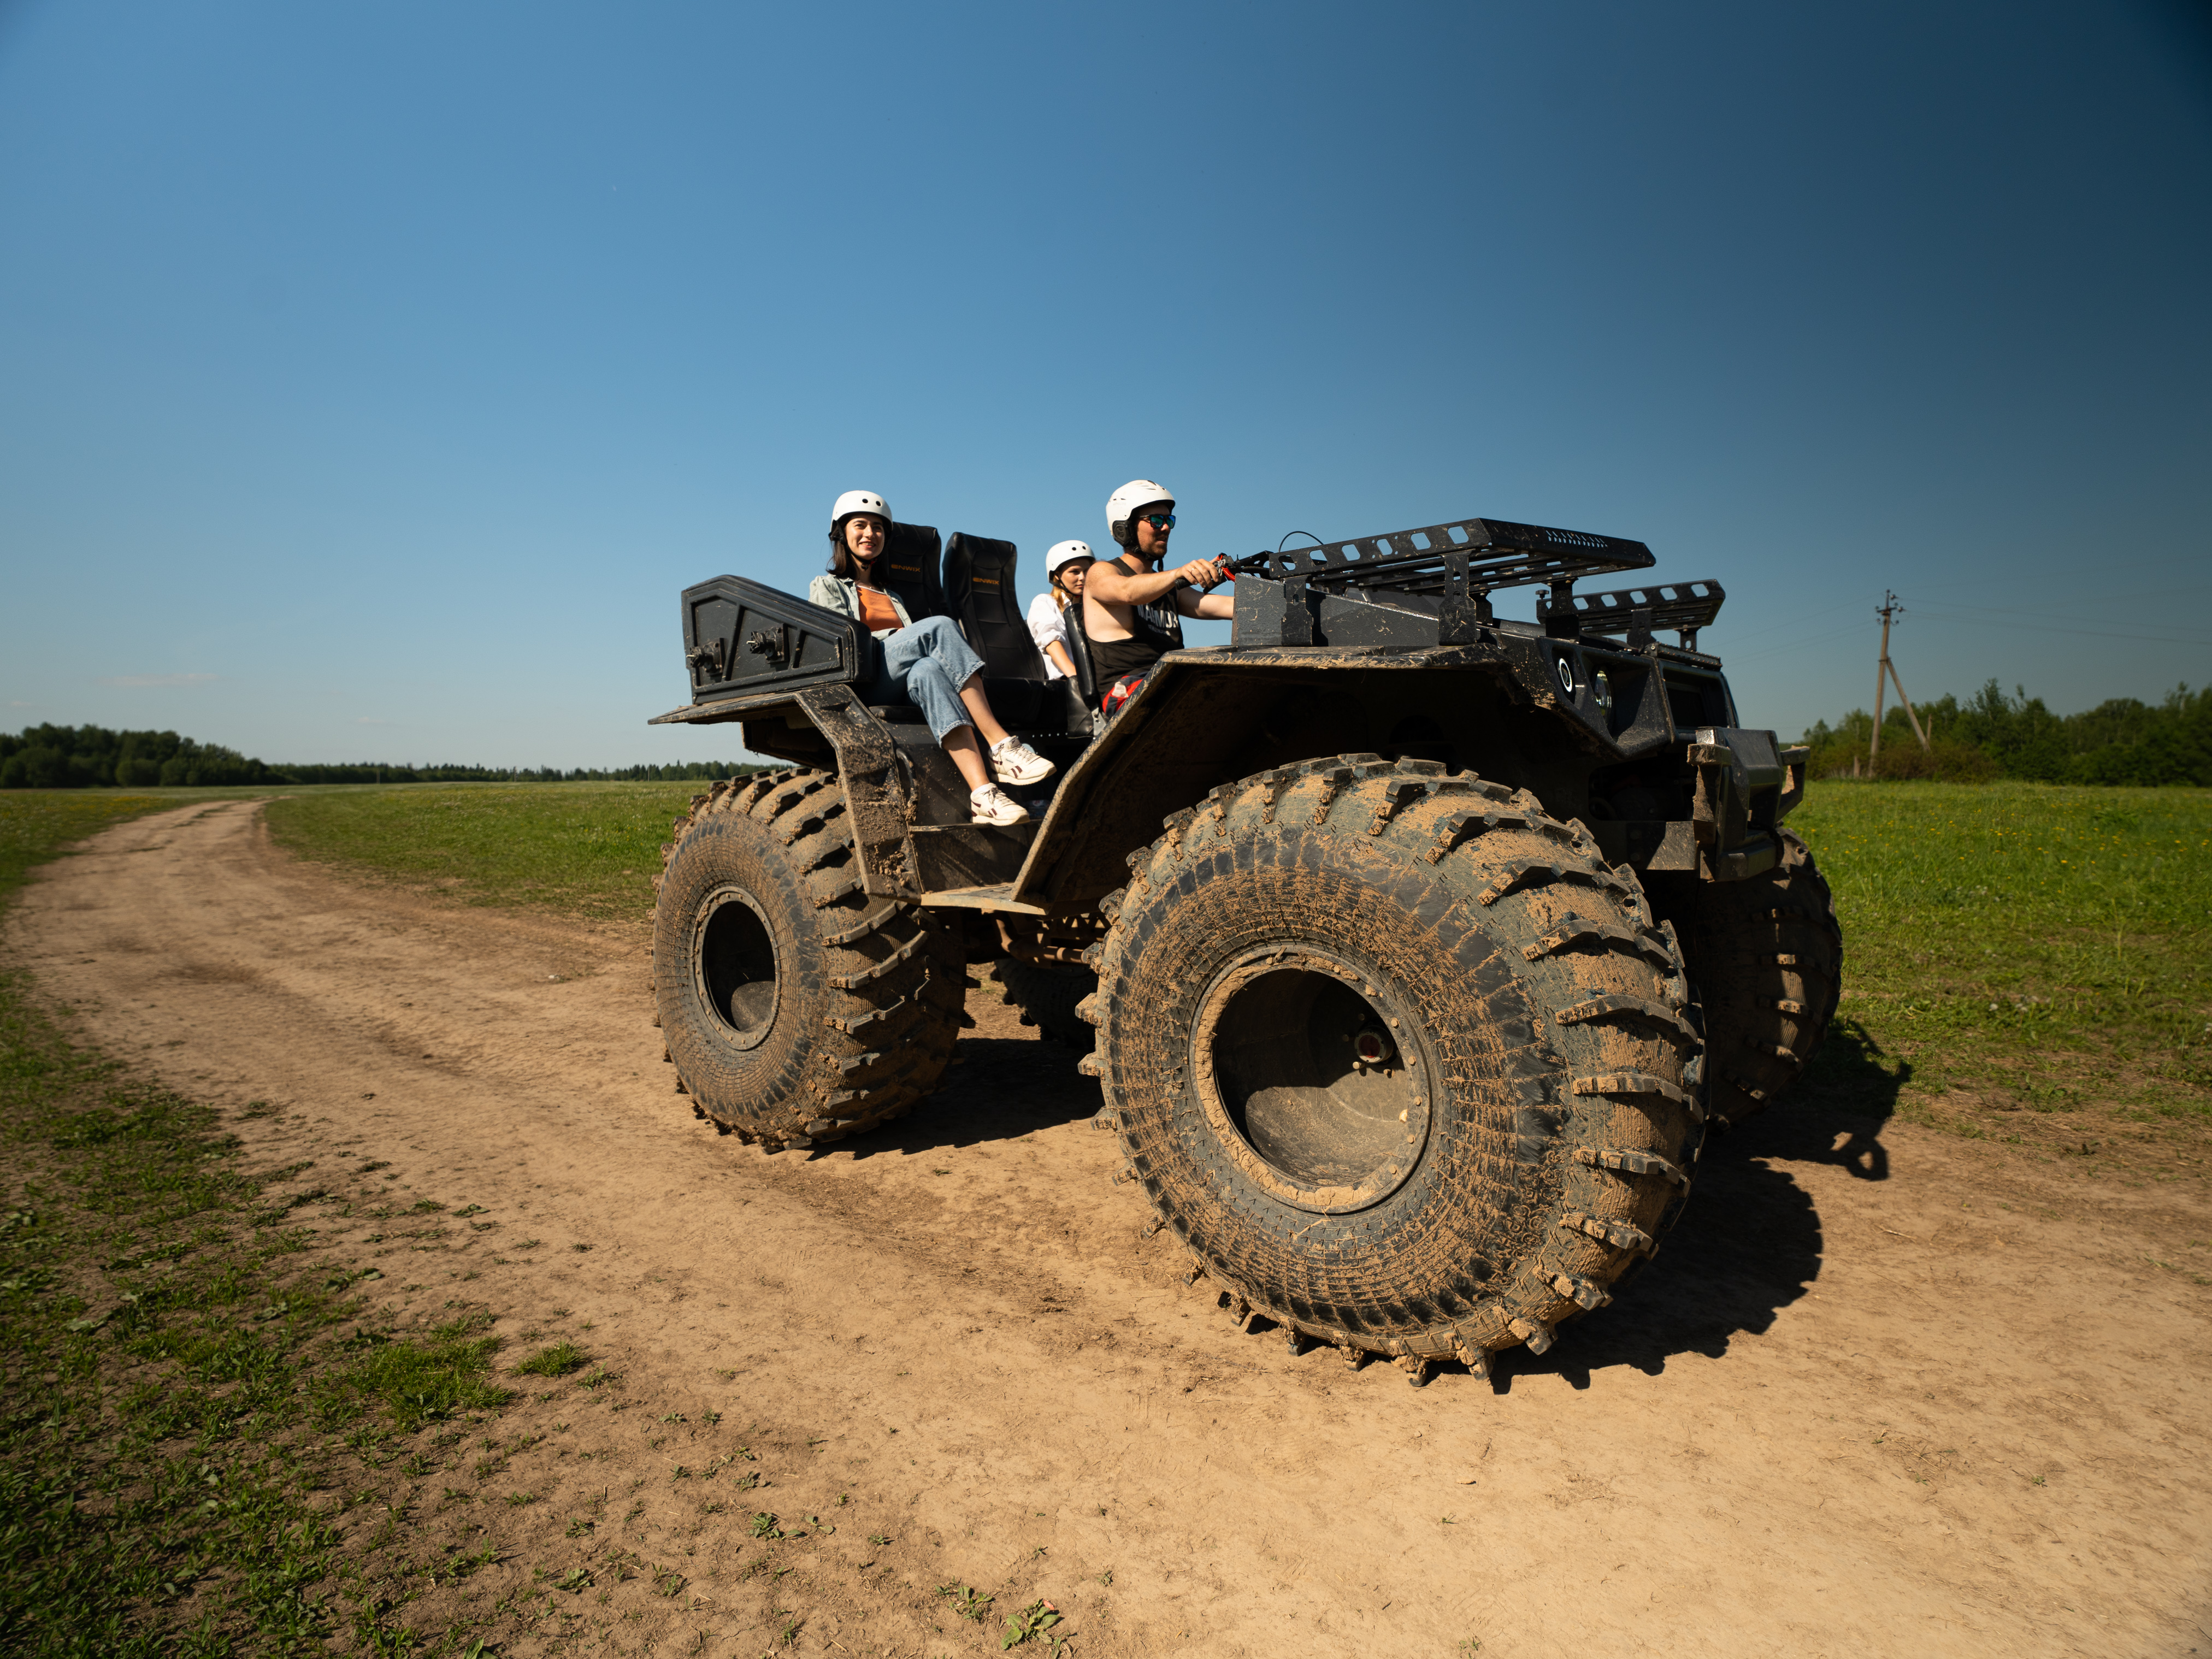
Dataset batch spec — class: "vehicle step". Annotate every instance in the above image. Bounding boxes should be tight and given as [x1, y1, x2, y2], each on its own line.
[915, 882, 1047, 915]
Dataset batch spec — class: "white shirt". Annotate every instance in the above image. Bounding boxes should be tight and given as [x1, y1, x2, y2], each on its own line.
[1027, 592, 1071, 680]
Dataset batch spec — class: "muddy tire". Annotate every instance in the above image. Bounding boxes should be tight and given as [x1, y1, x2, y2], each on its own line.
[1082, 757, 1704, 1372]
[653, 770, 965, 1148]
[1657, 829, 1840, 1127]
[980, 958, 1098, 1053]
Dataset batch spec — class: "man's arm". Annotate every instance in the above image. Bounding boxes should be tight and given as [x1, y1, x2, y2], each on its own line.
[1172, 585, 1236, 621]
[1087, 556, 1220, 612]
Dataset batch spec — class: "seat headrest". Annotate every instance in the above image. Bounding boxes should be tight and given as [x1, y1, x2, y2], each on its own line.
[945, 532, 1045, 683]
[875, 522, 943, 618]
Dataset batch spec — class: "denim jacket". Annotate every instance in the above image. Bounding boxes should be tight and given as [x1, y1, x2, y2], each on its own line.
[808, 573, 913, 639]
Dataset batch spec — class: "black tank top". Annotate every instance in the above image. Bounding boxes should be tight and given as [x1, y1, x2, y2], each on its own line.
[1084, 558, 1186, 680]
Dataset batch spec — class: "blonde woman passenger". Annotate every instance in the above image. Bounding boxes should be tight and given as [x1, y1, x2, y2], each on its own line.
[1027, 540, 1095, 683]
[807, 491, 1053, 825]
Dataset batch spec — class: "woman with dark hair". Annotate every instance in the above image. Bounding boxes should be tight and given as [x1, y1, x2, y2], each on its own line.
[807, 489, 1053, 826]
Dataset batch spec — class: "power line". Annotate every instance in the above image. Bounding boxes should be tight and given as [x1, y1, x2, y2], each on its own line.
[1723, 617, 1872, 663]
[1909, 583, 2212, 621]
[1719, 599, 2211, 658]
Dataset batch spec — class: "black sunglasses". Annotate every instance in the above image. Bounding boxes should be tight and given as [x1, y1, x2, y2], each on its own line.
[1141, 513, 1176, 530]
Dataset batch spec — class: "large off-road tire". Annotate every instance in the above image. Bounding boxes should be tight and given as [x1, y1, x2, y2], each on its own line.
[979, 958, 1098, 1053]
[1081, 756, 1706, 1378]
[1657, 829, 1841, 1127]
[653, 770, 965, 1149]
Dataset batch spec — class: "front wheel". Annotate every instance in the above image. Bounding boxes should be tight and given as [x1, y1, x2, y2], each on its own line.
[1654, 828, 1841, 1127]
[1083, 757, 1706, 1376]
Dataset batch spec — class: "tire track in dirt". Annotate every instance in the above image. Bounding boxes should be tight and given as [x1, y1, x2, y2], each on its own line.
[9, 800, 2209, 1658]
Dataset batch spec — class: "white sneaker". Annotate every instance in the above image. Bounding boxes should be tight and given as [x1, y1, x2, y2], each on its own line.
[990, 737, 1055, 787]
[970, 783, 1030, 826]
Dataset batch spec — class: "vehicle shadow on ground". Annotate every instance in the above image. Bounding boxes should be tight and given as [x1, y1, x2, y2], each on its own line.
[833, 1034, 1102, 1160]
[1499, 1016, 1906, 1391]
[1762, 1016, 1909, 1180]
[849, 1014, 1909, 1392]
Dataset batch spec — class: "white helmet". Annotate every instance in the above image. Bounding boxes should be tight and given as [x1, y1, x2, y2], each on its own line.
[831, 488, 891, 526]
[1045, 540, 1094, 576]
[1106, 479, 1174, 547]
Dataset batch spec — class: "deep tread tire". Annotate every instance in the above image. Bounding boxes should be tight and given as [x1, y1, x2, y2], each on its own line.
[978, 959, 1097, 1053]
[1085, 757, 1704, 1367]
[653, 769, 964, 1147]
[1657, 828, 1841, 1127]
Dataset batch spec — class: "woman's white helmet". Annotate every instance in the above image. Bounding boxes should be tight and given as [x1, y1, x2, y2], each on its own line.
[1106, 479, 1174, 547]
[1045, 540, 1094, 577]
[831, 489, 891, 526]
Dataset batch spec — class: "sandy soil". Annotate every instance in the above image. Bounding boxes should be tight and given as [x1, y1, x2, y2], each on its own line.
[9, 799, 2210, 1658]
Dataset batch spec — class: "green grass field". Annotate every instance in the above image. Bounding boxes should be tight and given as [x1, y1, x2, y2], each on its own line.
[1790, 781, 2209, 1173]
[264, 781, 732, 923]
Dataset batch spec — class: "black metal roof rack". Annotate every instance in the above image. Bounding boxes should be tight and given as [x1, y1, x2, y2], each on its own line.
[1232, 516, 1654, 601]
[1537, 580, 1727, 652]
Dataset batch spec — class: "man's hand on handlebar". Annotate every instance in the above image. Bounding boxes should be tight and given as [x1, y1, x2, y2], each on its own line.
[1171, 556, 1228, 591]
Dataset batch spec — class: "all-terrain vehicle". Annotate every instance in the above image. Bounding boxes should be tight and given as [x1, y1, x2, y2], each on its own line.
[648, 515, 1840, 1381]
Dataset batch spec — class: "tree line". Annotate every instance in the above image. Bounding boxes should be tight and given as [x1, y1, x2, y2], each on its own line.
[1800, 681, 2209, 785]
[0, 725, 751, 789]
[13, 689, 2204, 792]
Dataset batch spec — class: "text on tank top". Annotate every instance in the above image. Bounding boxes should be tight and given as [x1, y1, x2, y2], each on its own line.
[1086, 558, 1185, 679]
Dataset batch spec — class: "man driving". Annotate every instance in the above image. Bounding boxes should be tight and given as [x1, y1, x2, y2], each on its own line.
[1082, 479, 1235, 718]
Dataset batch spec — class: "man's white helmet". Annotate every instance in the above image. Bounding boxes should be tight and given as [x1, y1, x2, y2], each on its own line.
[1045, 540, 1094, 576]
[831, 489, 891, 526]
[1106, 479, 1174, 547]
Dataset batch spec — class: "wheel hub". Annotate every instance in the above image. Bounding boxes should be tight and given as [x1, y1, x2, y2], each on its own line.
[690, 884, 779, 1049]
[1191, 947, 1432, 1215]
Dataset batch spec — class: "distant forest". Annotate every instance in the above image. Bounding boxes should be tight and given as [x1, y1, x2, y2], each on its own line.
[0, 725, 752, 789]
[1801, 681, 2209, 785]
[8, 686, 2207, 792]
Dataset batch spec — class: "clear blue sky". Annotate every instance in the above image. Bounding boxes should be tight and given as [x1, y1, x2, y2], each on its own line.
[3, 1, 2207, 769]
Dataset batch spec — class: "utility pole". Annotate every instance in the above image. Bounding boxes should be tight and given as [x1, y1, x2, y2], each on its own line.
[1868, 591, 1930, 775]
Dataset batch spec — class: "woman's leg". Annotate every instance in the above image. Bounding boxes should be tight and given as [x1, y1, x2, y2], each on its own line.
[905, 665, 994, 792]
[940, 727, 990, 792]
[884, 618, 1010, 742]
[898, 657, 982, 759]
[957, 674, 1011, 748]
[883, 617, 1048, 788]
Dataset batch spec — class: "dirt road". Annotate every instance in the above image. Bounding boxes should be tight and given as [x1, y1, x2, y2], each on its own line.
[10, 800, 2209, 1657]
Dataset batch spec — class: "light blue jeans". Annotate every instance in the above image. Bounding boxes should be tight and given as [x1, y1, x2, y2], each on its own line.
[866, 615, 984, 743]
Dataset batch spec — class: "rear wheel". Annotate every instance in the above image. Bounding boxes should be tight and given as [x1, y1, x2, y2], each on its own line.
[1082, 757, 1705, 1377]
[1655, 829, 1841, 1127]
[654, 770, 965, 1148]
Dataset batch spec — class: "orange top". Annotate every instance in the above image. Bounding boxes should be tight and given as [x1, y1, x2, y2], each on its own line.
[856, 585, 902, 635]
